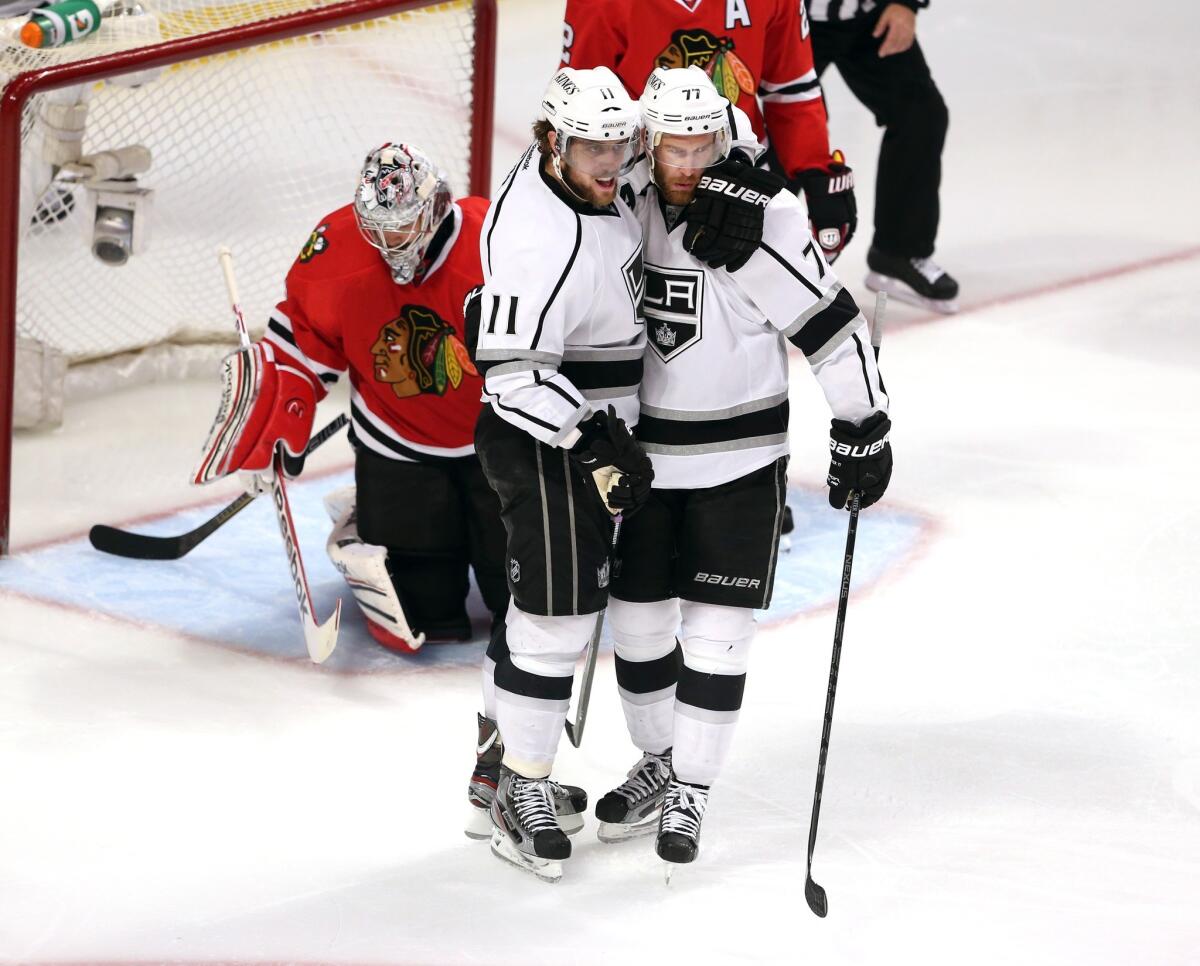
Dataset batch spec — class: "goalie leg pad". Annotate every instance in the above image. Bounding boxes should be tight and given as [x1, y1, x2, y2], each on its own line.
[192, 342, 316, 484]
[326, 502, 426, 654]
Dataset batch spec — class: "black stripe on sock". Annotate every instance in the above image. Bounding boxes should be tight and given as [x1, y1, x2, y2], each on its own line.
[495, 656, 573, 701]
[616, 641, 683, 695]
[676, 665, 746, 713]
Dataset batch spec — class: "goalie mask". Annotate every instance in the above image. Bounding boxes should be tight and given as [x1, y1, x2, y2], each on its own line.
[540, 66, 640, 182]
[355, 143, 452, 285]
[640, 66, 733, 173]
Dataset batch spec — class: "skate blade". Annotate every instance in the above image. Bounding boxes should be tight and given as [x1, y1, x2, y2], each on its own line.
[558, 810, 585, 836]
[664, 862, 673, 885]
[597, 817, 659, 843]
[864, 272, 959, 314]
[464, 802, 492, 840]
[489, 829, 563, 883]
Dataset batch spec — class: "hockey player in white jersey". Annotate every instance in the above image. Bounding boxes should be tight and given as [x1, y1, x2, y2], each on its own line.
[468, 66, 657, 882]
[594, 67, 893, 868]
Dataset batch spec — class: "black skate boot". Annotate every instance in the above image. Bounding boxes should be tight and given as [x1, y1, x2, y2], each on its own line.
[466, 714, 588, 839]
[489, 766, 572, 882]
[865, 246, 959, 314]
[656, 775, 710, 879]
[595, 749, 672, 842]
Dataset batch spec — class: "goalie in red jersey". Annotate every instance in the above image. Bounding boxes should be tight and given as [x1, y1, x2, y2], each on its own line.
[562, 0, 856, 266]
[193, 143, 508, 653]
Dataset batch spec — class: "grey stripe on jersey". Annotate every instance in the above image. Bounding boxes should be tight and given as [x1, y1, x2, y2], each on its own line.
[639, 433, 789, 457]
[577, 384, 639, 401]
[476, 348, 563, 365]
[783, 282, 842, 336]
[562, 345, 646, 362]
[641, 391, 788, 423]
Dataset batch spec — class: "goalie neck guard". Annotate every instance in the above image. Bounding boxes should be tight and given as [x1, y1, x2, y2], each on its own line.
[354, 142, 452, 285]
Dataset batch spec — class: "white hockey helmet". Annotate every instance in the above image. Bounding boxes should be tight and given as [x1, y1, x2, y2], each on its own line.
[539, 66, 640, 178]
[640, 65, 733, 171]
[354, 142, 452, 284]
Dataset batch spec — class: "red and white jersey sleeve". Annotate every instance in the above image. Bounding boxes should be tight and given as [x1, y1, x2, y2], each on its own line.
[758, 0, 830, 176]
[262, 199, 488, 462]
[561, 0, 832, 177]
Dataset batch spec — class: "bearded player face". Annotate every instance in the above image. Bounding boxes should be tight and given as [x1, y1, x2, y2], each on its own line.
[649, 131, 724, 206]
[550, 131, 630, 207]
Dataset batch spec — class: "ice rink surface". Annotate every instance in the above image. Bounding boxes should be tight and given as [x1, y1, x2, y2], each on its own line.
[3, 0, 1200, 963]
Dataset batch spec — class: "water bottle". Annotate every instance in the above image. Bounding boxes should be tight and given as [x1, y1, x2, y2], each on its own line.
[19, 0, 103, 48]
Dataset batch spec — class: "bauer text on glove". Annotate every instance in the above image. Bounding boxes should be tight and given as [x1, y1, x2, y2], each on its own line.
[826, 411, 891, 509]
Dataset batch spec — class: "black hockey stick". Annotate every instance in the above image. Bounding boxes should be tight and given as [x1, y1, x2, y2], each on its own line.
[565, 510, 623, 748]
[803, 490, 860, 918]
[805, 292, 886, 918]
[88, 412, 349, 560]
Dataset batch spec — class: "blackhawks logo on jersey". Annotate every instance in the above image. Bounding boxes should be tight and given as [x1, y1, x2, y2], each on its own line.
[656, 29, 756, 104]
[371, 305, 478, 400]
[298, 223, 329, 263]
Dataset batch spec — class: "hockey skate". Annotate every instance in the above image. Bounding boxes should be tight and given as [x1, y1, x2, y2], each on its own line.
[657, 775, 710, 882]
[864, 246, 959, 314]
[465, 715, 586, 839]
[594, 749, 672, 842]
[489, 766, 573, 883]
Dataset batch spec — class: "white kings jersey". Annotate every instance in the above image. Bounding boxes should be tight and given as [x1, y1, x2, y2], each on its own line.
[633, 186, 888, 489]
[474, 144, 646, 446]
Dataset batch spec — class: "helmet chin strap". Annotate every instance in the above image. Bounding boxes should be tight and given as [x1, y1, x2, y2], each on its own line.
[550, 149, 593, 205]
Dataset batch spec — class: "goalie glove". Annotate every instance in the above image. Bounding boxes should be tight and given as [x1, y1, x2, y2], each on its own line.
[569, 405, 654, 515]
[793, 150, 857, 263]
[681, 153, 787, 272]
[827, 411, 892, 510]
[192, 341, 316, 485]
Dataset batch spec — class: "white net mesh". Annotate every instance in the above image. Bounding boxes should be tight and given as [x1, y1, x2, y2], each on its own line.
[3, 0, 479, 367]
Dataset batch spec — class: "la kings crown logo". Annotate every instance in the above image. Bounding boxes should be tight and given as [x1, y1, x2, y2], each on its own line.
[644, 264, 704, 362]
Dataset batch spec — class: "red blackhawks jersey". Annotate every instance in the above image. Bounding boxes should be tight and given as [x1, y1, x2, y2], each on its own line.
[561, 0, 831, 176]
[263, 198, 486, 462]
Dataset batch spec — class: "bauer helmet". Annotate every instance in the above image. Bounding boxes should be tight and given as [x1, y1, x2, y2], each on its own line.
[640, 66, 733, 172]
[354, 142, 452, 285]
[539, 66, 640, 180]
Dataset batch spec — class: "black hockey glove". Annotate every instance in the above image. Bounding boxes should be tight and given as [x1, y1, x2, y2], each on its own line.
[827, 411, 892, 510]
[681, 153, 787, 272]
[793, 151, 857, 263]
[570, 405, 654, 515]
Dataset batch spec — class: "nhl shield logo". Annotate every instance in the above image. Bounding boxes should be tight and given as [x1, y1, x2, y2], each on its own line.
[818, 228, 841, 252]
[644, 264, 704, 362]
[509, 556, 521, 584]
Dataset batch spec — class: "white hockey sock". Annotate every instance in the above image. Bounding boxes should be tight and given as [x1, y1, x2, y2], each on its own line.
[494, 607, 595, 778]
[609, 596, 681, 754]
[671, 602, 755, 787]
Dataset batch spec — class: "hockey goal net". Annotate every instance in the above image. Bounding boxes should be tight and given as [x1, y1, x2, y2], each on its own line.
[0, 0, 495, 552]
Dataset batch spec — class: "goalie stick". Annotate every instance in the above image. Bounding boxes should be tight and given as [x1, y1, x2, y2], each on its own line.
[88, 412, 348, 560]
[217, 246, 340, 663]
[804, 291, 886, 918]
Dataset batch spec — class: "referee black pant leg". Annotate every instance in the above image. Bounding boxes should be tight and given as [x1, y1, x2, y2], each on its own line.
[826, 9, 949, 258]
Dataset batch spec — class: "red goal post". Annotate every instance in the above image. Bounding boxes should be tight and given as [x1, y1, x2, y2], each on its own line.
[0, 0, 496, 555]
